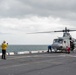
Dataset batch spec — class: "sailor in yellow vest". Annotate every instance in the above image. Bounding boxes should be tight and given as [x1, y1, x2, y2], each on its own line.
[1, 41, 8, 59]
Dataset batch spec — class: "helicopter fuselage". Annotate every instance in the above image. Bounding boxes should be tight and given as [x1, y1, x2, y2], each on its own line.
[51, 37, 70, 51]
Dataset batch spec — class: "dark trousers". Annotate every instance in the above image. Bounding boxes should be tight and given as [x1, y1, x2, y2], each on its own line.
[47, 45, 52, 53]
[2, 50, 6, 59]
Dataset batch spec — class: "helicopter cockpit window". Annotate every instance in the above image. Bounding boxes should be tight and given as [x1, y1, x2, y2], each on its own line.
[54, 39, 63, 43]
[53, 39, 58, 43]
[58, 39, 63, 43]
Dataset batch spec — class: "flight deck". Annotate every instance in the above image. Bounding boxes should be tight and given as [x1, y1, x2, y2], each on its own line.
[0, 51, 76, 75]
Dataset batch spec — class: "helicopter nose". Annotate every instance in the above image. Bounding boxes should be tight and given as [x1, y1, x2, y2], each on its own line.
[52, 44, 62, 49]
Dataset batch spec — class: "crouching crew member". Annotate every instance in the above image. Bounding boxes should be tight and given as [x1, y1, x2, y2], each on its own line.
[47, 45, 52, 53]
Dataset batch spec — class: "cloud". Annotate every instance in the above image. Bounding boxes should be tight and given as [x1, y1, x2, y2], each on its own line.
[0, 0, 76, 20]
[0, 15, 75, 44]
[0, 16, 67, 34]
[0, 0, 76, 44]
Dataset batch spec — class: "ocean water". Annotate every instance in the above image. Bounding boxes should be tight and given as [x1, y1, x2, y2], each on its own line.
[0, 45, 48, 53]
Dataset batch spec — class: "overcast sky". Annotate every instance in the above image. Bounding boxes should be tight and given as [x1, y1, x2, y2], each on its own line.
[0, 0, 76, 45]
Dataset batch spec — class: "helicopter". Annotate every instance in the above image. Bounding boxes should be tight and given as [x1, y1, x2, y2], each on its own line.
[47, 27, 76, 53]
[28, 27, 76, 53]
[46, 27, 76, 53]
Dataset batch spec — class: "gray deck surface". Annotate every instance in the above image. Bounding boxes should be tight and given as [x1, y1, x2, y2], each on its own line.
[0, 51, 76, 75]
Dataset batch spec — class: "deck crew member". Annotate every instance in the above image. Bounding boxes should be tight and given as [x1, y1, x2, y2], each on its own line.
[47, 45, 52, 53]
[1, 41, 8, 59]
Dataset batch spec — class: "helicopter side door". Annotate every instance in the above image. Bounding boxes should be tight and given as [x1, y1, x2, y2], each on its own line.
[62, 39, 70, 50]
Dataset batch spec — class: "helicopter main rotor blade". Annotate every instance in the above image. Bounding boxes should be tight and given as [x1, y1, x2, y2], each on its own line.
[54, 30, 63, 32]
[54, 29, 76, 32]
[69, 30, 76, 31]
[27, 31, 55, 34]
[27, 28, 76, 34]
[27, 30, 68, 34]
